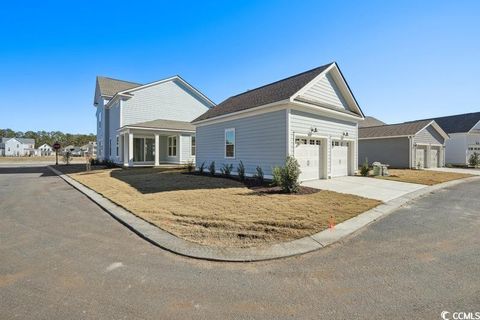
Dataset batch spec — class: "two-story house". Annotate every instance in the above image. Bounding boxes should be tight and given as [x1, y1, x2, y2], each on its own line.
[0, 138, 36, 156]
[94, 76, 214, 166]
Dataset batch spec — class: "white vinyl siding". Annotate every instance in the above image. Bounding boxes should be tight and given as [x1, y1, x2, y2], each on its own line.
[289, 110, 358, 177]
[196, 110, 287, 177]
[180, 134, 195, 163]
[122, 79, 210, 126]
[299, 73, 350, 111]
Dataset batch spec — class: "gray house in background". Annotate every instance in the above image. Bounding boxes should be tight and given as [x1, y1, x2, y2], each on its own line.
[192, 62, 365, 182]
[416, 112, 480, 166]
[358, 120, 449, 169]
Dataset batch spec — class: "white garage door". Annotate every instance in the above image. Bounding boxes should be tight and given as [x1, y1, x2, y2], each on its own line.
[415, 147, 426, 168]
[430, 148, 439, 168]
[331, 141, 349, 177]
[295, 138, 323, 181]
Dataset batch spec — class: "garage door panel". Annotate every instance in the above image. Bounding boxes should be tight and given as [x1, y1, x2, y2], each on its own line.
[415, 147, 426, 169]
[295, 138, 323, 181]
[430, 148, 439, 168]
[331, 141, 349, 178]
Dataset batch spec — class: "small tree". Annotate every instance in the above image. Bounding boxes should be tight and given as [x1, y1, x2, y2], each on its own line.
[208, 161, 216, 176]
[184, 160, 195, 173]
[469, 152, 479, 168]
[62, 151, 72, 165]
[360, 158, 370, 176]
[237, 161, 245, 182]
[198, 161, 206, 174]
[280, 156, 301, 193]
[220, 163, 233, 177]
[254, 166, 264, 185]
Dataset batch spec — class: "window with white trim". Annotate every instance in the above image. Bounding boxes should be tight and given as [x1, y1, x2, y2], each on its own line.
[116, 136, 119, 156]
[191, 136, 196, 156]
[168, 136, 177, 157]
[225, 128, 235, 158]
[109, 139, 112, 156]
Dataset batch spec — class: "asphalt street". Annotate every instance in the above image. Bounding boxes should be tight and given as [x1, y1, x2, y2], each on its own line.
[1, 165, 479, 319]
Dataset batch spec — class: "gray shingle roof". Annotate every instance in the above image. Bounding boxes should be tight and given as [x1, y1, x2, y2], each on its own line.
[193, 63, 334, 122]
[127, 119, 196, 131]
[359, 120, 433, 139]
[416, 112, 480, 134]
[359, 116, 386, 128]
[97, 76, 141, 98]
[0, 137, 35, 145]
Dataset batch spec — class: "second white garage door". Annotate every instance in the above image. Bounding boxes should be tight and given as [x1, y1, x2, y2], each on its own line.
[430, 147, 439, 168]
[331, 141, 349, 177]
[295, 138, 323, 181]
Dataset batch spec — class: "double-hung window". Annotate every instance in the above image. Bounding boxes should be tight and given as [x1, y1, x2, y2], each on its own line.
[225, 128, 235, 158]
[168, 136, 177, 157]
[116, 136, 119, 156]
[191, 136, 196, 156]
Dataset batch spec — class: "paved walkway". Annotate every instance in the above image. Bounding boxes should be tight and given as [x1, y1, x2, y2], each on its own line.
[1, 165, 479, 319]
[302, 176, 425, 201]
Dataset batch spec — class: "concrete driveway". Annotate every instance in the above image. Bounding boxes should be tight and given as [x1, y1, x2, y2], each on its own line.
[302, 176, 425, 201]
[427, 167, 480, 175]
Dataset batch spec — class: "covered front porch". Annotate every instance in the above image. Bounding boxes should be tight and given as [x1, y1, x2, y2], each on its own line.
[117, 119, 196, 167]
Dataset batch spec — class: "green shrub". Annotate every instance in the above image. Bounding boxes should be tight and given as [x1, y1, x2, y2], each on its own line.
[198, 161, 206, 174]
[254, 166, 264, 184]
[271, 166, 282, 186]
[220, 163, 233, 177]
[184, 160, 195, 173]
[209, 161, 216, 176]
[237, 161, 245, 182]
[469, 152, 479, 168]
[280, 156, 301, 193]
[360, 158, 370, 176]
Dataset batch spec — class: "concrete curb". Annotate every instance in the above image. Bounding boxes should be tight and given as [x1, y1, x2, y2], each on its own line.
[48, 166, 480, 262]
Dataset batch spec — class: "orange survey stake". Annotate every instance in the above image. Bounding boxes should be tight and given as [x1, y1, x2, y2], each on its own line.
[328, 215, 335, 230]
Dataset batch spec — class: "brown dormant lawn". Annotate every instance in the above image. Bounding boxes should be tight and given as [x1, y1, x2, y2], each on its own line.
[61, 166, 380, 248]
[376, 169, 472, 185]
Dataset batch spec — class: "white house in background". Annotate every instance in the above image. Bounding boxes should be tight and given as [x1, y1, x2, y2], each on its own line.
[94, 76, 214, 166]
[0, 138, 36, 156]
[420, 112, 480, 166]
[37, 143, 53, 156]
[80, 141, 97, 157]
[192, 62, 365, 182]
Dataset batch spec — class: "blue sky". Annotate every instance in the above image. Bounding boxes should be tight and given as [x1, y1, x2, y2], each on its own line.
[0, 0, 479, 134]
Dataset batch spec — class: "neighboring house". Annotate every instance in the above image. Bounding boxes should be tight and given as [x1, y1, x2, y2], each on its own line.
[359, 116, 386, 128]
[37, 143, 53, 156]
[63, 145, 82, 156]
[358, 120, 449, 169]
[420, 112, 480, 166]
[80, 141, 97, 157]
[0, 138, 36, 156]
[94, 76, 214, 166]
[192, 62, 365, 182]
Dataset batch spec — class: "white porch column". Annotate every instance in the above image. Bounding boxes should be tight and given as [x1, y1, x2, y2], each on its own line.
[154, 134, 160, 166]
[128, 133, 134, 166]
[123, 133, 129, 167]
[119, 135, 123, 163]
[426, 145, 432, 168]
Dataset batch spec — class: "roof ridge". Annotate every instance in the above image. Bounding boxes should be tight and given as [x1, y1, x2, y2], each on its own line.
[361, 119, 431, 129]
[226, 62, 335, 99]
[97, 76, 142, 86]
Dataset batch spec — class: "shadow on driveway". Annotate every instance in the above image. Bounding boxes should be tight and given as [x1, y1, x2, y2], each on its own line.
[0, 166, 56, 177]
